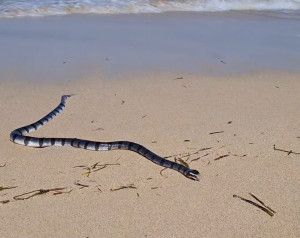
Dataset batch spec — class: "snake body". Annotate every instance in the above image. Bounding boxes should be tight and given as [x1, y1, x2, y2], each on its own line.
[10, 95, 200, 181]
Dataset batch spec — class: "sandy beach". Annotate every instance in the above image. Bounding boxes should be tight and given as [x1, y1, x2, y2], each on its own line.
[1, 12, 300, 238]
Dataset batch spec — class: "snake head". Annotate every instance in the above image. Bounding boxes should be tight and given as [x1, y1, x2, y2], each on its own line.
[186, 169, 200, 181]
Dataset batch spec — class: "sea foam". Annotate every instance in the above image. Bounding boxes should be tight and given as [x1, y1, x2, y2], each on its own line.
[0, 0, 300, 18]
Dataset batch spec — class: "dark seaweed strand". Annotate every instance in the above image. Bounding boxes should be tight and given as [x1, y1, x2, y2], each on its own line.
[10, 95, 200, 180]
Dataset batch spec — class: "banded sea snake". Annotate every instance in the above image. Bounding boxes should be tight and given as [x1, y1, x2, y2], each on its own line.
[10, 95, 200, 181]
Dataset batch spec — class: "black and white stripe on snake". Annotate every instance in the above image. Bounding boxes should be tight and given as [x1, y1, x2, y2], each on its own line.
[10, 95, 200, 181]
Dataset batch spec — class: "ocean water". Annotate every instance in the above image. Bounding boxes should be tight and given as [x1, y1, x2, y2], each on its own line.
[0, 0, 300, 18]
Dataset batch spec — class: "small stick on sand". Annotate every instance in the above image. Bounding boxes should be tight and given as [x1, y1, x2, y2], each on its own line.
[110, 184, 137, 191]
[273, 144, 300, 155]
[13, 187, 66, 200]
[249, 193, 276, 214]
[233, 194, 275, 217]
[0, 186, 18, 191]
[209, 131, 224, 135]
[214, 154, 229, 161]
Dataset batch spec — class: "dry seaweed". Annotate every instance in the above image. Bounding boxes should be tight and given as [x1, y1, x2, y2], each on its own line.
[164, 147, 213, 160]
[13, 187, 67, 200]
[110, 184, 137, 191]
[176, 158, 190, 168]
[273, 144, 300, 155]
[191, 153, 209, 162]
[0, 186, 18, 192]
[233, 194, 275, 217]
[214, 154, 229, 161]
[249, 193, 276, 214]
[209, 131, 224, 135]
[53, 189, 73, 195]
[75, 162, 120, 177]
[74, 181, 89, 189]
[159, 168, 168, 177]
[0, 200, 10, 204]
[229, 152, 247, 157]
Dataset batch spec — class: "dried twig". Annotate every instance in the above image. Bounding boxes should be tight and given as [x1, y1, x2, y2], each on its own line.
[273, 144, 300, 155]
[214, 154, 229, 161]
[53, 189, 73, 195]
[74, 181, 89, 189]
[249, 193, 276, 214]
[0, 162, 7, 168]
[160, 168, 168, 177]
[176, 158, 189, 168]
[110, 184, 137, 191]
[13, 187, 66, 200]
[233, 194, 275, 217]
[209, 131, 224, 135]
[0, 186, 18, 192]
[75, 162, 120, 177]
[191, 153, 209, 162]
[0, 200, 10, 204]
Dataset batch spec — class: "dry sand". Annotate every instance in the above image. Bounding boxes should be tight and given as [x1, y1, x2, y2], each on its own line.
[0, 71, 300, 237]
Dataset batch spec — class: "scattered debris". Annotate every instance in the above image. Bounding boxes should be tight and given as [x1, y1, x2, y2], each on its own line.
[121, 100, 125, 105]
[184, 139, 190, 142]
[151, 141, 157, 143]
[275, 86, 279, 88]
[176, 158, 189, 168]
[74, 162, 120, 177]
[110, 184, 137, 191]
[249, 193, 276, 214]
[164, 147, 213, 160]
[229, 152, 247, 157]
[220, 60, 226, 64]
[142, 115, 147, 118]
[53, 189, 73, 195]
[74, 181, 89, 189]
[92, 128, 104, 131]
[209, 131, 224, 135]
[227, 121, 232, 124]
[0, 200, 10, 205]
[0, 163, 6, 168]
[233, 194, 275, 217]
[191, 153, 209, 162]
[214, 154, 229, 161]
[13, 187, 67, 200]
[160, 168, 168, 178]
[0, 186, 18, 192]
[175, 77, 183, 80]
[273, 144, 300, 155]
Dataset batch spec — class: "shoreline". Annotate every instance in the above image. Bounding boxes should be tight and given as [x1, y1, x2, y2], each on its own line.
[1, 11, 300, 82]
